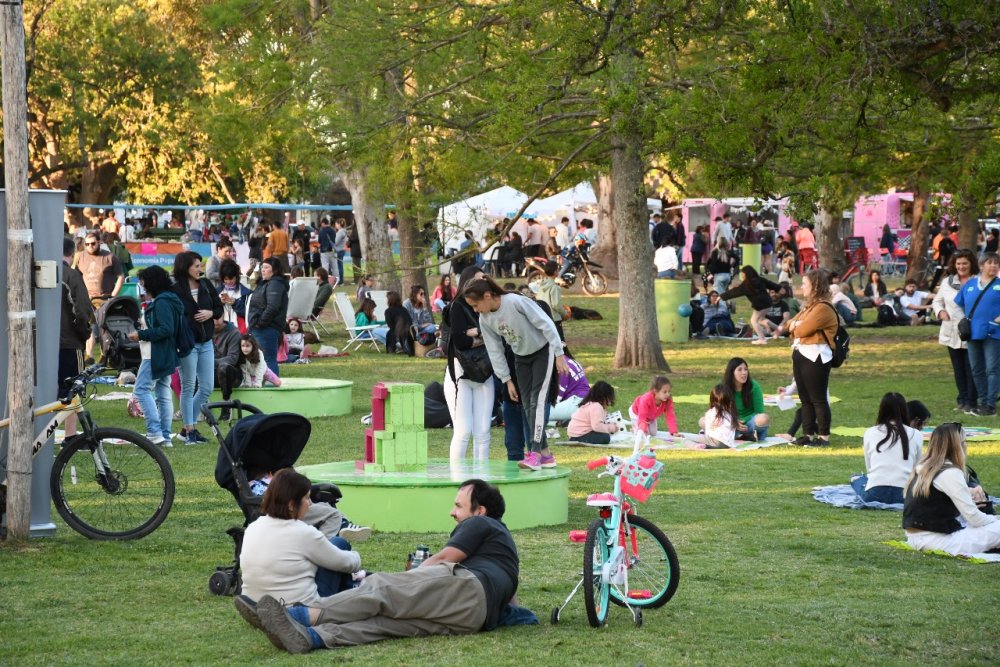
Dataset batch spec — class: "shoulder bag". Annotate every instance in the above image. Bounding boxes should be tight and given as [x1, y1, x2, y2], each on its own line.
[957, 277, 996, 342]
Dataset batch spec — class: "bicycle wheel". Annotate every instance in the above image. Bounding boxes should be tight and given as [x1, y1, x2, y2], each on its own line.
[526, 271, 546, 291]
[582, 518, 612, 627]
[610, 514, 679, 609]
[50, 427, 175, 540]
[582, 271, 608, 296]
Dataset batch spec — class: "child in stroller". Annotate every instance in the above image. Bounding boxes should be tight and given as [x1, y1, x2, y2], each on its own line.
[206, 402, 371, 597]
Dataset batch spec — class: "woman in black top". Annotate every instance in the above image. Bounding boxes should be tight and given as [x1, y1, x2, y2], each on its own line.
[443, 265, 494, 464]
[720, 265, 781, 344]
[247, 257, 290, 377]
[383, 290, 414, 355]
[707, 238, 735, 293]
[172, 251, 224, 444]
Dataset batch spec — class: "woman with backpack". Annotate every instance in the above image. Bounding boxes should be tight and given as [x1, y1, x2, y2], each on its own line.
[785, 269, 839, 447]
[128, 266, 186, 446]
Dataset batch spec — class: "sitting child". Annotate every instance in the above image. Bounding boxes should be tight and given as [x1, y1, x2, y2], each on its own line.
[248, 469, 371, 543]
[629, 375, 679, 437]
[567, 381, 619, 445]
[239, 334, 282, 388]
[699, 384, 738, 449]
[283, 318, 309, 364]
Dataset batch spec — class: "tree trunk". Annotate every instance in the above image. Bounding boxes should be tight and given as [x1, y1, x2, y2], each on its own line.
[957, 189, 980, 251]
[906, 189, 930, 283]
[611, 130, 668, 370]
[78, 160, 118, 206]
[589, 173, 618, 279]
[342, 168, 399, 292]
[2, 0, 36, 540]
[814, 204, 844, 273]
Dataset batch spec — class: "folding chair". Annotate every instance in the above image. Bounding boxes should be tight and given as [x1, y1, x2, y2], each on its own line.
[334, 292, 381, 351]
[368, 290, 389, 321]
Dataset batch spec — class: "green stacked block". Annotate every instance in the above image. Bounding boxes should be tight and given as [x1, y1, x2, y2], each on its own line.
[374, 383, 427, 472]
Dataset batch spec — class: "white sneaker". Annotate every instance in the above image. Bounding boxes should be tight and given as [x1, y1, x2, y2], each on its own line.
[339, 523, 372, 543]
[146, 433, 166, 446]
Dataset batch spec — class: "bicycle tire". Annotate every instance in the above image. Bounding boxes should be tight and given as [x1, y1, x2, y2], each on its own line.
[582, 271, 608, 296]
[50, 427, 175, 540]
[583, 518, 612, 627]
[526, 271, 546, 291]
[610, 514, 679, 609]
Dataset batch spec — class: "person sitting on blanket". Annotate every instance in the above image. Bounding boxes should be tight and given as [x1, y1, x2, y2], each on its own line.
[903, 423, 1000, 555]
[851, 392, 924, 505]
[629, 376, 678, 437]
[722, 357, 769, 441]
[567, 381, 619, 445]
[906, 400, 931, 431]
[698, 384, 738, 449]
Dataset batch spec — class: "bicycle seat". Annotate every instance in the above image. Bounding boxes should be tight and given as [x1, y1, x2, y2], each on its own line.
[586, 492, 617, 507]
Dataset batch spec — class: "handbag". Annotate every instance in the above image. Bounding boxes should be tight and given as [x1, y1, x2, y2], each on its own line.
[456, 344, 493, 383]
[957, 277, 996, 342]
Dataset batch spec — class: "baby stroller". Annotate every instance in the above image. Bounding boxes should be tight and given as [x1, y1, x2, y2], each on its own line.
[204, 400, 342, 596]
[96, 295, 142, 372]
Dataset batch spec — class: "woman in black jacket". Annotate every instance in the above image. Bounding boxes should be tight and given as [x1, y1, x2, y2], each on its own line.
[173, 251, 224, 444]
[247, 257, 290, 377]
[721, 265, 781, 344]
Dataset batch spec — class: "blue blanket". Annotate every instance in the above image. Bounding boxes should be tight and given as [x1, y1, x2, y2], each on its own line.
[812, 484, 904, 511]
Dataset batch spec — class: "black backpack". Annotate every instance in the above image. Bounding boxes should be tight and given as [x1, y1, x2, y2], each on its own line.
[820, 302, 850, 368]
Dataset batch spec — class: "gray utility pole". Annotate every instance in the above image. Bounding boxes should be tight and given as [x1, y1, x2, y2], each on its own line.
[2, 0, 38, 540]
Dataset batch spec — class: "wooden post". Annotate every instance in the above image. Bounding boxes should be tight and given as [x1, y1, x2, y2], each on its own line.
[2, 0, 37, 540]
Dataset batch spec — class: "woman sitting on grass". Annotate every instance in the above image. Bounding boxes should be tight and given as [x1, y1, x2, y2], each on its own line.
[722, 357, 769, 441]
[851, 392, 923, 504]
[240, 469, 362, 605]
[903, 423, 999, 555]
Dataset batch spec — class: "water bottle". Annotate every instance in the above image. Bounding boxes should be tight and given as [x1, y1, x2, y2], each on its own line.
[407, 545, 431, 570]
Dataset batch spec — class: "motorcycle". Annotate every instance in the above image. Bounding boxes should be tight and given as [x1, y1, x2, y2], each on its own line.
[524, 247, 608, 296]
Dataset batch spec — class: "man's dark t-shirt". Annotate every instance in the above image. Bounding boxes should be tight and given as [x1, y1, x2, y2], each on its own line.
[446, 515, 519, 631]
[77, 250, 123, 299]
[763, 299, 789, 326]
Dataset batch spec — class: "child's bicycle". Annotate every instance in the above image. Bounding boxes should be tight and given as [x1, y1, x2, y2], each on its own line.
[0, 364, 175, 540]
[552, 445, 680, 627]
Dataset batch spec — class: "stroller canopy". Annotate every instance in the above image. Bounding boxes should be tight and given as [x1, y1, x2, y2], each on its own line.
[214, 412, 312, 499]
[95, 295, 141, 330]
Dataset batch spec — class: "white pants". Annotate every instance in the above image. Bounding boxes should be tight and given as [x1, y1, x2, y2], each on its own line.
[906, 522, 1000, 556]
[443, 359, 494, 463]
[549, 395, 583, 423]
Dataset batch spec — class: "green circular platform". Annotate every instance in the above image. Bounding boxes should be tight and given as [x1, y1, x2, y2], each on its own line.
[297, 459, 570, 533]
[210, 377, 353, 418]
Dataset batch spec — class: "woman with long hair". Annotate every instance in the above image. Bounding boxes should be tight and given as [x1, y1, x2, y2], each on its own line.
[785, 269, 839, 446]
[464, 274, 568, 471]
[720, 265, 781, 344]
[903, 423, 999, 555]
[431, 274, 457, 313]
[172, 251, 224, 445]
[706, 237, 734, 293]
[247, 257, 290, 376]
[932, 249, 979, 413]
[443, 265, 494, 464]
[954, 251, 1000, 416]
[722, 357, 770, 440]
[852, 393, 923, 504]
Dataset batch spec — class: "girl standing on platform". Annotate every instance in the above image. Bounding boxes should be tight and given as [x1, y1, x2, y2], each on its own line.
[629, 376, 678, 437]
[463, 275, 568, 471]
[700, 384, 738, 449]
[567, 381, 619, 445]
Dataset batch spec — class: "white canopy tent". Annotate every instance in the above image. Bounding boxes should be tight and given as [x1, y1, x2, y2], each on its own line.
[437, 185, 538, 252]
[533, 181, 662, 231]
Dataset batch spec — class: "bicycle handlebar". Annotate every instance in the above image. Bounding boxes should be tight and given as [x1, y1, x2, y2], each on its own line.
[62, 364, 107, 404]
[587, 457, 609, 471]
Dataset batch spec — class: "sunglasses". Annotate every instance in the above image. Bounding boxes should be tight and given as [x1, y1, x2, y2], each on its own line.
[84, 242, 97, 247]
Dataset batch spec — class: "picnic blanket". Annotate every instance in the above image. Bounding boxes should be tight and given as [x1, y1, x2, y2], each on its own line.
[672, 394, 841, 406]
[829, 425, 1000, 442]
[884, 540, 1000, 564]
[813, 483, 1000, 513]
[94, 391, 134, 401]
[556, 430, 789, 451]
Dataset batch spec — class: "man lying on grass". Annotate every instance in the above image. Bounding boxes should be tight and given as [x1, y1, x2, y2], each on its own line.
[235, 478, 519, 654]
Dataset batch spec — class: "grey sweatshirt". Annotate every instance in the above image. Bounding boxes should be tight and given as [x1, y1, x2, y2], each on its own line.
[479, 293, 562, 382]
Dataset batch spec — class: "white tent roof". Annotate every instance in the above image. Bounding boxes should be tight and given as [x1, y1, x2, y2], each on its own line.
[437, 185, 535, 250]
[534, 182, 661, 223]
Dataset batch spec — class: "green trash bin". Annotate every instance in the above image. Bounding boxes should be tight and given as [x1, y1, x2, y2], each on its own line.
[739, 243, 761, 274]
[119, 282, 140, 301]
[655, 279, 692, 344]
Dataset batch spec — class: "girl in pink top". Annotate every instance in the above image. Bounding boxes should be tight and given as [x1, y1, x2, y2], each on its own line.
[568, 382, 619, 445]
[629, 376, 678, 436]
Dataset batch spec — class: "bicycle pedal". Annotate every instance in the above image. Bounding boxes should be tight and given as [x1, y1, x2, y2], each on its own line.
[627, 590, 653, 600]
[568, 530, 587, 543]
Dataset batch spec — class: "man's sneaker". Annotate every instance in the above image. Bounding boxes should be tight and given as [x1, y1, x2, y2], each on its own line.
[974, 405, 997, 417]
[184, 428, 209, 445]
[145, 433, 167, 446]
[805, 437, 830, 447]
[234, 595, 268, 636]
[540, 453, 557, 468]
[339, 523, 372, 543]
[256, 596, 315, 655]
[518, 452, 542, 471]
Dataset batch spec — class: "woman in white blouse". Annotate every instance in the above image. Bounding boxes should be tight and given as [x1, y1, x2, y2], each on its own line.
[851, 392, 922, 504]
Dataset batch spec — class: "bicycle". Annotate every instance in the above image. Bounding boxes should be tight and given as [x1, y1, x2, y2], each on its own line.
[551, 446, 680, 628]
[0, 364, 175, 540]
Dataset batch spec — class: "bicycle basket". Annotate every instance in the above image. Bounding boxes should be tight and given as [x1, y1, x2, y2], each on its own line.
[619, 453, 663, 503]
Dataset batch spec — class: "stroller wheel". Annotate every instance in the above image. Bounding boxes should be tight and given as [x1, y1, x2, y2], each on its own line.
[209, 569, 236, 596]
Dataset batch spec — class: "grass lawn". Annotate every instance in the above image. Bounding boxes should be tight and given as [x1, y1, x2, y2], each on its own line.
[2, 288, 998, 666]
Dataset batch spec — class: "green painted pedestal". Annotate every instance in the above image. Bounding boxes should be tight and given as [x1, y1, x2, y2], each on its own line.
[740, 243, 761, 273]
[210, 377, 353, 418]
[297, 459, 570, 533]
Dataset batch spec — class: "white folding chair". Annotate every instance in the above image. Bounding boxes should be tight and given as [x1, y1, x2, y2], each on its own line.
[368, 290, 389, 321]
[334, 292, 381, 351]
[287, 277, 331, 340]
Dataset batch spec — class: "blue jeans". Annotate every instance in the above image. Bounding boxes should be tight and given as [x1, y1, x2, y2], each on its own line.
[179, 340, 215, 426]
[705, 315, 735, 336]
[835, 302, 857, 326]
[251, 327, 280, 377]
[372, 326, 389, 343]
[736, 413, 769, 441]
[314, 536, 355, 597]
[967, 337, 1000, 409]
[134, 359, 173, 438]
[657, 269, 677, 279]
[502, 399, 550, 461]
[713, 272, 732, 293]
[336, 251, 345, 283]
[850, 475, 903, 504]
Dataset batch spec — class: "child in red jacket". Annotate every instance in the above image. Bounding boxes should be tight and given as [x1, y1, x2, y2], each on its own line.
[629, 376, 678, 436]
